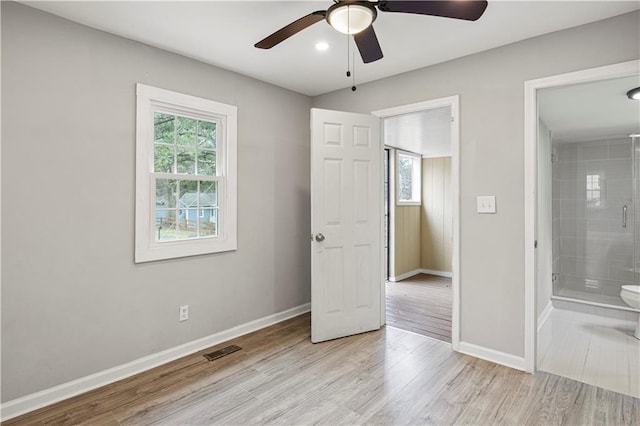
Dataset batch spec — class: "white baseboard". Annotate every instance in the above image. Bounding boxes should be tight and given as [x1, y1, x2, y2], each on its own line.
[458, 341, 526, 372]
[0, 303, 311, 422]
[389, 269, 421, 282]
[537, 301, 554, 333]
[419, 268, 453, 278]
[389, 268, 453, 282]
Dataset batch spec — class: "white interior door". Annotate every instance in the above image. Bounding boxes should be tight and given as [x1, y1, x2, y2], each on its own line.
[311, 108, 382, 343]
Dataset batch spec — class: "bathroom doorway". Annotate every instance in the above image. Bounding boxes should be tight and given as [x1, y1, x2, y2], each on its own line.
[374, 97, 460, 347]
[525, 61, 640, 397]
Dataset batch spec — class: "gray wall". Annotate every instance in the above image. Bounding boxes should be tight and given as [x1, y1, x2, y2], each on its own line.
[313, 11, 640, 357]
[1, 2, 311, 401]
[537, 119, 553, 317]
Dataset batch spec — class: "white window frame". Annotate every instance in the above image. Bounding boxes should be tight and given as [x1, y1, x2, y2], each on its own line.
[396, 150, 422, 206]
[135, 83, 237, 263]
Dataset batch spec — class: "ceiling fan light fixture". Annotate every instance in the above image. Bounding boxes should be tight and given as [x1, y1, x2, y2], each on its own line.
[627, 87, 640, 100]
[327, 2, 376, 35]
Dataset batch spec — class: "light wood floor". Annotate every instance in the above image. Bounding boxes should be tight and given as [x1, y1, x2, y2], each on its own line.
[386, 274, 452, 342]
[4, 313, 639, 426]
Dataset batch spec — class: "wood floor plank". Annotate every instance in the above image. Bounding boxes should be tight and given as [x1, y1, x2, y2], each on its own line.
[361, 349, 468, 424]
[4, 313, 639, 426]
[386, 273, 452, 342]
[74, 411, 120, 426]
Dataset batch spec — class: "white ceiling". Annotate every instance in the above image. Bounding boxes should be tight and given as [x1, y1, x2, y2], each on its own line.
[384, 106, 452, 157]
[24, 1, 640, 96]
[539, 75, 640, 143]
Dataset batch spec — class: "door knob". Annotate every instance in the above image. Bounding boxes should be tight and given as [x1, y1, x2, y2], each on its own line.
[314, 233, 325, 242]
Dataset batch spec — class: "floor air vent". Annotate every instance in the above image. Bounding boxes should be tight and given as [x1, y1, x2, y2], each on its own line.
[203, 345, 242, 361]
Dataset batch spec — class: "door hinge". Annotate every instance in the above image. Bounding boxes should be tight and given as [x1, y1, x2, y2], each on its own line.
[534, 240, 538, 248]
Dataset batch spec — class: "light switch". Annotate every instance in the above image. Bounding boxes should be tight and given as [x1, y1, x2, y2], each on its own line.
[477, 196, 496, 214]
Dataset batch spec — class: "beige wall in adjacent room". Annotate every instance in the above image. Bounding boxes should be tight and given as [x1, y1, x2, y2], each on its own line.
[393, 205, 421, 277]
[421, 157, 453, 273]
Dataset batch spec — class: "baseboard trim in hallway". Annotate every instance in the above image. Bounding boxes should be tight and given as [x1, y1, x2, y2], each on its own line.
[537, 301, 554, 332]
[389, 268, 452, 282]
[0, 303, 311, 422]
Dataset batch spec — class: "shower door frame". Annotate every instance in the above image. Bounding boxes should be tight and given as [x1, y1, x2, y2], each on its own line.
[523, 60, 640, 373]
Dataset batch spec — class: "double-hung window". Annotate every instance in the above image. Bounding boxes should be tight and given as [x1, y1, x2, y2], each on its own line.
[396, 151, 422, 205]
[135, 84, 237, 262]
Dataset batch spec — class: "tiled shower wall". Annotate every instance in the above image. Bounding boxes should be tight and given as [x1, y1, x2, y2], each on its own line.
[552, 137, 635, 306]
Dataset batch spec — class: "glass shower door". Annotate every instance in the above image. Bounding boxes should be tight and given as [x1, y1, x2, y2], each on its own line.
[552, 137, 636, 306]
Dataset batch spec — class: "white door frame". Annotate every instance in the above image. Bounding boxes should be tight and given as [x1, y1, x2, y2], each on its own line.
[523, 60, 639, 373]
[373, 95, 461, 351]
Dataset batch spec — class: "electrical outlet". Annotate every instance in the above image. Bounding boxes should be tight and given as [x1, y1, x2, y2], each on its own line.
[179, 305, 189, 322]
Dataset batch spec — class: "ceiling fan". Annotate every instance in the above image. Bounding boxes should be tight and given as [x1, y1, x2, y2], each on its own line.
[255, 1, 489, 63]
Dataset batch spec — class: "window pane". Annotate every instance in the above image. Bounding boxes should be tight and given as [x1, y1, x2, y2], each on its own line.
[154, 113, 175, 144]
[156, 210, 177, 241]
[198, 149, 216, 176]
[178, 209, 198, 239]
[200, 208, 218, 237]
[177, 147, 196, 174]
[200, 181, 218, 208]
[176, 117, 196, 146]
[398, 156, 414, 201]
[179, 180, 199, 208]
[198, 120, 216, 150]
[156, 179, 177, 208]
[154, 144, 175, 173]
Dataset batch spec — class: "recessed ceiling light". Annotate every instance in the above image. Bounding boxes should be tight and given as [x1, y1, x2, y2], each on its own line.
[627, 87, 640, 100]
[315, 41, 329, 51]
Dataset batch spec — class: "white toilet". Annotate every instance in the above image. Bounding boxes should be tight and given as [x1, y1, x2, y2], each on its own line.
[620, 285, 640, 339]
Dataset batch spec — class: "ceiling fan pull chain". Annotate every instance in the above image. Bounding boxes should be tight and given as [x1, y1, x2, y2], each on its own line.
[346, 33, 351, 77]
[346, 6, 351, 78]
[352, 52, 357, 91]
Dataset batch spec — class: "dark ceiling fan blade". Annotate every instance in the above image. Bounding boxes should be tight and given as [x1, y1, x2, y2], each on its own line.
[255, 10, 326, 49]
[377, 0, 488, 21]
[354, 25, 383, 64]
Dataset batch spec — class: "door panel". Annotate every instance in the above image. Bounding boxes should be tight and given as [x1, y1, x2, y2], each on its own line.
[311, 108, 381, 343]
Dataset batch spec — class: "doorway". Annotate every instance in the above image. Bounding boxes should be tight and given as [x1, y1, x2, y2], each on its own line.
[373, 96, 460, 349]
[523, 60, 640, 379]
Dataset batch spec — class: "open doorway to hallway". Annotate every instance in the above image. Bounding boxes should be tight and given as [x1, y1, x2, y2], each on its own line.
[380, 104, 456, 344]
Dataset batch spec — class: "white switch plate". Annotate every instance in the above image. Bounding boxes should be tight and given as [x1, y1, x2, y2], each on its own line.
[179, 305, 189, 322]
[477, 196, 497, 214]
